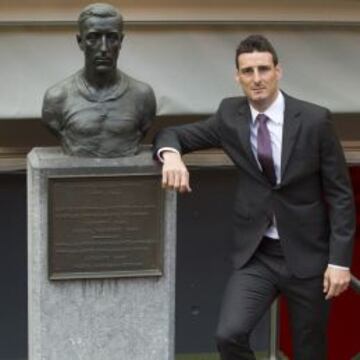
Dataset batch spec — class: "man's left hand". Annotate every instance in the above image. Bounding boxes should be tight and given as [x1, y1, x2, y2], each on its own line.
[323, 266, 351, 300]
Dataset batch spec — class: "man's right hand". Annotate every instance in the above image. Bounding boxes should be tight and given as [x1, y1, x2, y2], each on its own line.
[161, 151, 191, 193]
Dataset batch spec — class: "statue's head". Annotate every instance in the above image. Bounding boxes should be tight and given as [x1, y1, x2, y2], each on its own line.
[77, 3, 124, 74]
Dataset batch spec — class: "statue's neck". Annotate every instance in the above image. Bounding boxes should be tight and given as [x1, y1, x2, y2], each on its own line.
[83, 68, 119, 90]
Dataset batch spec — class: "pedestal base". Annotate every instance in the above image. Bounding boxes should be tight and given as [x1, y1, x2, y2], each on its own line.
[27, 147, 176, 360]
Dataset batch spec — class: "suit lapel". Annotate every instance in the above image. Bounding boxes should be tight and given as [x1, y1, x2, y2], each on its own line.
[281, 95, 302, 179]
[234, 95, 302, 183]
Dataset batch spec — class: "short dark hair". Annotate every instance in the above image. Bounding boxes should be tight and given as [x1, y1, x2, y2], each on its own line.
[235, 34, 278, 69]
[78, 3, 123, 33]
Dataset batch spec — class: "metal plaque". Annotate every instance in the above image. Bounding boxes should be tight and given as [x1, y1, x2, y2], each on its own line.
[48, 175, 164, 280]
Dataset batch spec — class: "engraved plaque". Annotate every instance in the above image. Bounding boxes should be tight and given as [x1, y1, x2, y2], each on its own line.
[48, 175, 163, 280]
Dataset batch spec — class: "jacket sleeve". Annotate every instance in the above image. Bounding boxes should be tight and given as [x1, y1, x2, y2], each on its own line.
[153, 101, 223, 156]
[320, 110, 356, 267]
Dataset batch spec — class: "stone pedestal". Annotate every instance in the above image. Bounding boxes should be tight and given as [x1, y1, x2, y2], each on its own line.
[27, 147, 176, 360]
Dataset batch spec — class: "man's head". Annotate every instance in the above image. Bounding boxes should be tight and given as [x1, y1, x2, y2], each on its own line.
[235, 35, 282, 111]
[77, 3, 124, 74]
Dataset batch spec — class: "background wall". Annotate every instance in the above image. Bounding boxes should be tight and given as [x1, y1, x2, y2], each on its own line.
[1, 0, 360, 22]
[0, 0, 360, 119]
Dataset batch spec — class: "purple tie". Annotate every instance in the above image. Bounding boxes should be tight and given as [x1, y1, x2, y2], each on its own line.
[256, 114, 276, 185]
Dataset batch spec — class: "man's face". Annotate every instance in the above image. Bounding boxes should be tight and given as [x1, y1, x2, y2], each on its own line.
[77, 16, 123, 74]
[235, 51, 282, 111]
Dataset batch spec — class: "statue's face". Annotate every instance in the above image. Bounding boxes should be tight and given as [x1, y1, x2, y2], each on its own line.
[77, 16, 124, 74]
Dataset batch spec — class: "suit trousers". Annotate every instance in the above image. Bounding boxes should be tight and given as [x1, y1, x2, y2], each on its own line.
[215, 238, 330, 360]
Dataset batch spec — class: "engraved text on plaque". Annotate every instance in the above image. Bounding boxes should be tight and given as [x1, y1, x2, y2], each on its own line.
[48, 175, 163, 280]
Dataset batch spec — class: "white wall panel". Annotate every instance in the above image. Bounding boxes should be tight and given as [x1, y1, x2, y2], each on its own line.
[0, 0, 360, 22]
[0, 26, 360, 118]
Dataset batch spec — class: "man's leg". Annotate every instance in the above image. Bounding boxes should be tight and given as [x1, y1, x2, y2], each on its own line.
[215, 257, 279, 360]
[282, 275, 330, 360]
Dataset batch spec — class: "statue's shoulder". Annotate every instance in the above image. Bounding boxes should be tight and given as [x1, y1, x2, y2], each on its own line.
[43, 72, 79, 106]
[123, 72, 155, 99]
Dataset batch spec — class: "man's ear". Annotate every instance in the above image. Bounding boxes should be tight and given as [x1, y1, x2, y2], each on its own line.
[276, 64, 283, 81]
[119, 33, 125, 47]
[76, 34, 84, 51]
[234, 70, 240, 85]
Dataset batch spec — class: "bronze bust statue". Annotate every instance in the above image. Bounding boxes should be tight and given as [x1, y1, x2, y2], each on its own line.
[42, 3, 156, 157]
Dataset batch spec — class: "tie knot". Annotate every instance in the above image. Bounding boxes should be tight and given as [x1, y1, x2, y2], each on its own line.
[256, 113, 269, 125]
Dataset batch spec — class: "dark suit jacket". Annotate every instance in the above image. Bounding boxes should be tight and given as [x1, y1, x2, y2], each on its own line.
[153, 93, 356, 278]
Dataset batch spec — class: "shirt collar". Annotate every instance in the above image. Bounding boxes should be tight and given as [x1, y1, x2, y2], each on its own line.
[75, 69, 129, 103]
[249, 91, 285, 124]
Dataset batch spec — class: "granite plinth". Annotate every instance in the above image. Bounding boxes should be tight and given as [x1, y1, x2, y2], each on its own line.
[27, 147, 176, 360]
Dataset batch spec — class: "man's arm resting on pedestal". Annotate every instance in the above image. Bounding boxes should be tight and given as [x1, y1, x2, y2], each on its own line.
[157, 148, 191, 193]
[153, 107, 223, 193]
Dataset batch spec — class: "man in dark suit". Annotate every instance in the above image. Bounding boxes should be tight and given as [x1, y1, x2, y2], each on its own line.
[153, 35, 355, 359]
